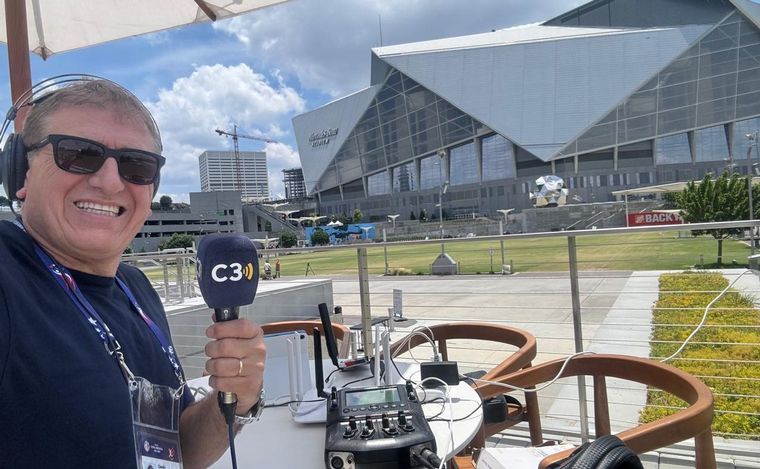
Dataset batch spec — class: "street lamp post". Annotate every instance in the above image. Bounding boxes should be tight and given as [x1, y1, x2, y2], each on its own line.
[496, 209, 514, 231]
[436, 150, 448, 240]
[496, 209, 513, 274]
[387, 214, 400, 231]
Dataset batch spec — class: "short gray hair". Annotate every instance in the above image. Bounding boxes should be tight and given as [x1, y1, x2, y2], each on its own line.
[22, 79, 162, 155]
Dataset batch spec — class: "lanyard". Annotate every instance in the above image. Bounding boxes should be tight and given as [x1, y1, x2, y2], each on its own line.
[12, 219, 185, 388]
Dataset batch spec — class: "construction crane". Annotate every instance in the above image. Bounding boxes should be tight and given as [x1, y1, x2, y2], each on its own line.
[215, 125, 279, 198]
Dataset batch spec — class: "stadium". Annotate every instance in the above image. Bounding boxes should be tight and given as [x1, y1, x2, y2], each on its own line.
[292, 0, 760, 224]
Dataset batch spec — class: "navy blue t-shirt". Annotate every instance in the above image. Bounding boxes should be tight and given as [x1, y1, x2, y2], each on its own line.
[0, 220, 193, 469]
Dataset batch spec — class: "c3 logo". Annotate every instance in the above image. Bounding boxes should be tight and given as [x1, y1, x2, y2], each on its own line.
[211, 262, 254, 282]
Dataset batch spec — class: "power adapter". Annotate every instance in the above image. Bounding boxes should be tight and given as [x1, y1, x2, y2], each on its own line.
[420, 361, 459, 388]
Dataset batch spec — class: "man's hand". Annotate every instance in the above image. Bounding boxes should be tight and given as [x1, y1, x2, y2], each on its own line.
[204, 314, 266, 414]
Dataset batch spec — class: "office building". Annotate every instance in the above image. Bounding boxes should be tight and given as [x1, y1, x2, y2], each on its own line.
[292, 0, 760, 221]
[283, 167, 307, 200]
[133, 191, 243, 252]
[199, 150, 269, 200]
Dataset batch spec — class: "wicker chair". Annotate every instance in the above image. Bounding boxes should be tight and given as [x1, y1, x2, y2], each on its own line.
[466, 354, 716, 469]
[261, 320, 352, 358]
[390, 322, 543, 453]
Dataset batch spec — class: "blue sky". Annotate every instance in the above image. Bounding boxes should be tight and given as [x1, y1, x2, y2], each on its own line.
[0, 0, 583, 202]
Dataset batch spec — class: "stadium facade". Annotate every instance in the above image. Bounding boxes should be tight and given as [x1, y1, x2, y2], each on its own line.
[293, 0, 760, 221]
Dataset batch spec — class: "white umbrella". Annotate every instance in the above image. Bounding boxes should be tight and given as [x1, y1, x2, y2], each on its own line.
[327, 220, 344, 227]
[1, 0, 289, 124]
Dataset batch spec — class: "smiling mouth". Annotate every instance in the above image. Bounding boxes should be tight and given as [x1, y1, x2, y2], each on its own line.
[75, 201, 125, 217]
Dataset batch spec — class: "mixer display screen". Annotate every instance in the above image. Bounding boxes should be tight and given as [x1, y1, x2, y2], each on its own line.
[345, 388, 401, 407]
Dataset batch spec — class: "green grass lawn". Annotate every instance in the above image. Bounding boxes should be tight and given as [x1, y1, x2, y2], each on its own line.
[267, 232, 752, 277]
[137, 231, 752, 281]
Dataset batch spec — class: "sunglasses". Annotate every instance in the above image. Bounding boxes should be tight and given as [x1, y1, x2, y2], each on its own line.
[26, 134, 165, 185]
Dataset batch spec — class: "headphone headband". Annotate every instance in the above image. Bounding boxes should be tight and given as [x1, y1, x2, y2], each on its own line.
[0, 74, 162, 201]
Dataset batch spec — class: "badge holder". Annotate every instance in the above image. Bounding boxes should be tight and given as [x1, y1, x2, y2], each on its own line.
[130, 377, 184, 469]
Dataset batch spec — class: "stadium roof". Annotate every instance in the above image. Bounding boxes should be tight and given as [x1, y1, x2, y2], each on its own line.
[372, 23, 710, 161]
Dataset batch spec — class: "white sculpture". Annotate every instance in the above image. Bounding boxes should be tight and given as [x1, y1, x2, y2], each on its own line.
[529, 175, 569, 207]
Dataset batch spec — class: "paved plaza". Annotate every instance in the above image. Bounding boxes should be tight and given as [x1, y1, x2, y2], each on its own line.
[331, 270, 760, 468]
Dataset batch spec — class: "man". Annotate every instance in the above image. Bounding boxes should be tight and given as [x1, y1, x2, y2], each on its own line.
[0, 80, 265, 468]
[264, 260, 272, 280]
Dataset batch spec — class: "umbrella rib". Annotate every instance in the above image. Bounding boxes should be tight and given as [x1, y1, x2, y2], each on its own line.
[30, 0, 49, 59]
[194, 0, 218, 21]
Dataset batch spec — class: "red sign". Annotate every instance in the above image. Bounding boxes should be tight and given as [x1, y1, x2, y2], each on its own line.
[628, 212, 684, 226]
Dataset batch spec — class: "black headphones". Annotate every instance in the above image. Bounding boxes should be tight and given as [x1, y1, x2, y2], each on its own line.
[0, 74, 162, 201]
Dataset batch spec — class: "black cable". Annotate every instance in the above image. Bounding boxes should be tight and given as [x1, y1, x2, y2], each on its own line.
[422, 397, 448, 420]
[325, 368, 340, 383]
[424, 375, 484, 423]
[421, 448, 442, 468]
[340, 374, 374, 387]
[265, 398, 325, 408]
[410, 447, 442, 469]
[227, 420, 238, 469]
[392, 351, 406, 379]
[427, 398, 483, 422]
[218, 394, 238, 469]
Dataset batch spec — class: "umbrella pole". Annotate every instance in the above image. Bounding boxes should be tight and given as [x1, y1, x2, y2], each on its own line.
[5, 0, 32, 130]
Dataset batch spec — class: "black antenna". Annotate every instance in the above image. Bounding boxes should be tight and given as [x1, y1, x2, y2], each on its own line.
[318, 303, 340, 368]
[313, 327, 328, 398]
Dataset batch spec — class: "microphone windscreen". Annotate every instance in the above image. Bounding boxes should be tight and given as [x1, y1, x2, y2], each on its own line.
[196, 234, 259, 309]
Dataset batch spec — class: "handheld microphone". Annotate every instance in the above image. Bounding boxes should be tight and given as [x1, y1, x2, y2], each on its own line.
[197, 234, 259, 424]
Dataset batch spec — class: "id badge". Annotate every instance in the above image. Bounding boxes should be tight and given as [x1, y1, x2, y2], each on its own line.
[130, 377, 184, 469]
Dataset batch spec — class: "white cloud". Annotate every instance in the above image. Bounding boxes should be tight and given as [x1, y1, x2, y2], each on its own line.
[147, 63, 306, 201]
[215, 0, 585, 97]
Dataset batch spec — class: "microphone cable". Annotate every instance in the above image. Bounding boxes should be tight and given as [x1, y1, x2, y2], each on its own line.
[227, 419, 238, 469]
[218, 394, 239, 469]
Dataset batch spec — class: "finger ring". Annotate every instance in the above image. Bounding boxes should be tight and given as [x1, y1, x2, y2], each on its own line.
[237, 359, 244, 377]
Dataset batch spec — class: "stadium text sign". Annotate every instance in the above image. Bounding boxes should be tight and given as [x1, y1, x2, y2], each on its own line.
[627, 212, 684, 227]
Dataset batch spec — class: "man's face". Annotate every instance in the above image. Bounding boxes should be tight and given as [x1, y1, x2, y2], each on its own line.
[18, 105, 156, 272]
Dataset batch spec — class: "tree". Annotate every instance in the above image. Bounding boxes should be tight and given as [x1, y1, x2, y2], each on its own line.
[159, 195, 173, 211]
[279, 231, 298, 248]
[338, 213, 352, 226]
[677, 172, 748, 266]
[159, 233, 194, 250]
[0, 195, 10, 208]
[150, 201, 161, 210]
[352, 208, 363, 223]
[310, 229, 330, 246]
[419, 209, 428, 222]
[409, 210, 416, 221]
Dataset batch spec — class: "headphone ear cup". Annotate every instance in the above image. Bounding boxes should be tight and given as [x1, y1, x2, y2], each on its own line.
[0, 134, 29, 201]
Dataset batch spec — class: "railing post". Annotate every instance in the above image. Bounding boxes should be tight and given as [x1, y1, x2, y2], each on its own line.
[357, 247, 373, 357]
[383, 228, 389, 276]
[499, 221, 506, 275]
[162, 258, 170, 300]
[567, 235, 590, 443]
[176, 255, 184, 303]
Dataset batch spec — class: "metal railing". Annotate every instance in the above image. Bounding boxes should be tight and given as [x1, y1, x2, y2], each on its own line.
[132, 220, 760, 463]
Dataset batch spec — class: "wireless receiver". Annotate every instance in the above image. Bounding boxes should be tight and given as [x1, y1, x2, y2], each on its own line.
[318, 303, 369, 369]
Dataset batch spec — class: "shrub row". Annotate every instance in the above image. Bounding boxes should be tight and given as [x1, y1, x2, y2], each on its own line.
[640, 272, 760, 439]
